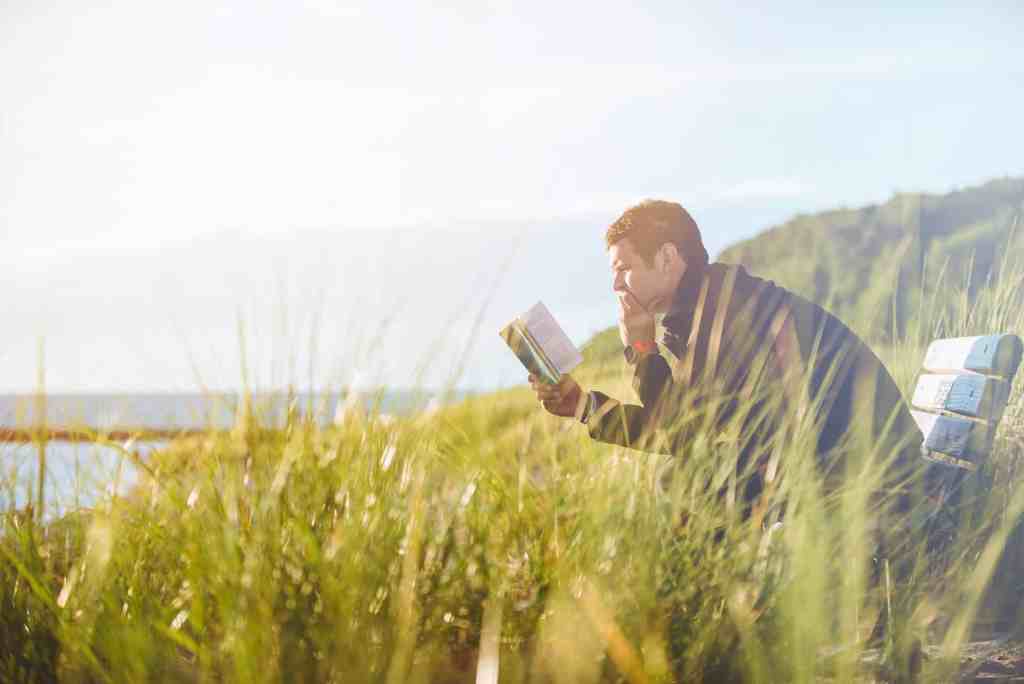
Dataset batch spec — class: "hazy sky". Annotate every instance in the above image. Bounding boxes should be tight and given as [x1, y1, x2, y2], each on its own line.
[2, 1, 1023, 393]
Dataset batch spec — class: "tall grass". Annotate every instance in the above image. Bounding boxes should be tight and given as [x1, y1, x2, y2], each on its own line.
[1, 250, 1023, 683]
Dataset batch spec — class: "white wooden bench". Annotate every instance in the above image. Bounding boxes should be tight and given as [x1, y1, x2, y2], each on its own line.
[910, 334, 1023, 470]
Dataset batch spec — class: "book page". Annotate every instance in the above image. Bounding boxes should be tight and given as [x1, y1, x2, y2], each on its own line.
[520, 302, 583, 375]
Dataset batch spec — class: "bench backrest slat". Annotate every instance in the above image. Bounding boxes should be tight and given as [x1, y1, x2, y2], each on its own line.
[912, 373, 1011, 422]
[922, 334, 1023, 378]
[912, 410, 991, 469]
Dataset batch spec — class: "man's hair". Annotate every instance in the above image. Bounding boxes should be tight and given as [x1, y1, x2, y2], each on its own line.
[605, 200, 709, 268]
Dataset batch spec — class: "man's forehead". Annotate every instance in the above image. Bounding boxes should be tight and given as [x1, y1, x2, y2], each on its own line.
[608, 239, 637, 266]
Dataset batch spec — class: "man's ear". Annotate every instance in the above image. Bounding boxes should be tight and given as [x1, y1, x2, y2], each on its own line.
[659, 243, 681, 272]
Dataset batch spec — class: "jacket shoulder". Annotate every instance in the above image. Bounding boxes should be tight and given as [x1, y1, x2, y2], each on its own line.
[708, 262, 787, 306]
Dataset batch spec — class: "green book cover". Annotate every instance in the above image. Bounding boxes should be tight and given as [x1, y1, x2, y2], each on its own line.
[499, 320, 560, 385]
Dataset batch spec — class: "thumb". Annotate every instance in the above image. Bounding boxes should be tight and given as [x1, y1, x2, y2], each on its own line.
[622, 291, 649, 314]
[563, 378, 581, 404]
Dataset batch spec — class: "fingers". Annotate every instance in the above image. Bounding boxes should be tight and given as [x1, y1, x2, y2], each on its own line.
[529, 374, 554, 394]
[616, 291, 633, 314]
[619, 293, 652, 323]
[620, 290, 649, 314]
[535, 383, 563, 401]
[529, 373, 571, 401]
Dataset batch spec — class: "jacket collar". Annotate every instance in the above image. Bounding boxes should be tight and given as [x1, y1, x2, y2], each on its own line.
[661, 260, 708, 334]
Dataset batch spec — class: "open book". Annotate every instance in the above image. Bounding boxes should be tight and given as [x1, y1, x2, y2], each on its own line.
[499, 302, 583, 384]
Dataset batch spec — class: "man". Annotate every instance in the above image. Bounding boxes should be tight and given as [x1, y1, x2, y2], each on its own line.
[529, 200, 929, 522]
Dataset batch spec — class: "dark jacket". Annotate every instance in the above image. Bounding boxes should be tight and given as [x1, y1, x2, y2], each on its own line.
[585, 261, 925, 508]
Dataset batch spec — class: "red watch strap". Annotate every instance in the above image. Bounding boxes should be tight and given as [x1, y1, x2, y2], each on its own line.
[631, 340, 657, 354]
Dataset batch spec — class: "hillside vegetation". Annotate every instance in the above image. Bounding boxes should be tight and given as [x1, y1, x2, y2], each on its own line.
[718, 176, 1024, 342]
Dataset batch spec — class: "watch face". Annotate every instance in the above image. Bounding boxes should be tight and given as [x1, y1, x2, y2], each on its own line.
[623, 345, 638, 364]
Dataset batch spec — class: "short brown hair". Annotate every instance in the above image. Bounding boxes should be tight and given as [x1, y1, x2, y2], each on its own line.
[605, 200, 708, 268]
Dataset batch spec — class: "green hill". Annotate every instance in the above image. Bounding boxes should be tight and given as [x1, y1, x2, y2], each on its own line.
[717, 177, 1024, 341]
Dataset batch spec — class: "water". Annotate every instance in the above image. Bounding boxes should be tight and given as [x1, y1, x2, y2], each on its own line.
[1, 440, 163, 517]
[0, 390, 458, 518]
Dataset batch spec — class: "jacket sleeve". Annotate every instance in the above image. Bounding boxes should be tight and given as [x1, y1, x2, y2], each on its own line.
[585, 350, 679, 451]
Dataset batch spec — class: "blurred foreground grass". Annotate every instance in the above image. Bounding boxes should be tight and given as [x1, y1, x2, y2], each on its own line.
[2, 251, 1023, 683]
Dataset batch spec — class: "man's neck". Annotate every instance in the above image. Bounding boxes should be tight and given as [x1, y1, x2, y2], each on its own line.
[665, 260, 708, 318]
[651, 269, 684, 315]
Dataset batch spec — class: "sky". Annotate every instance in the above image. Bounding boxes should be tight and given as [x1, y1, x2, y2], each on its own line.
[2, 1, 1023, 393]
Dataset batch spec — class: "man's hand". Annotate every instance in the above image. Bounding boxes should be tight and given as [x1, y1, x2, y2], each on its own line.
[617, 291, 656, 347]
[528, 374, 582, 418]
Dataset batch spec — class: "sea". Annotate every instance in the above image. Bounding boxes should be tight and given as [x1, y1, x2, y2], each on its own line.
[0, 390, 457, 517]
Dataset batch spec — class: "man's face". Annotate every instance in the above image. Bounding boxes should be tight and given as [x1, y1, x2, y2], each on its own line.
[608, 238, 672, 314]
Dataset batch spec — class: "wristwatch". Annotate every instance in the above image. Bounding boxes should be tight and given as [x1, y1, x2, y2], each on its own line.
[623, 340, 657, 365]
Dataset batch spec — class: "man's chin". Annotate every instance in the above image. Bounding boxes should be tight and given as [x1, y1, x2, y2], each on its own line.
[647, 296, 668, 315]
